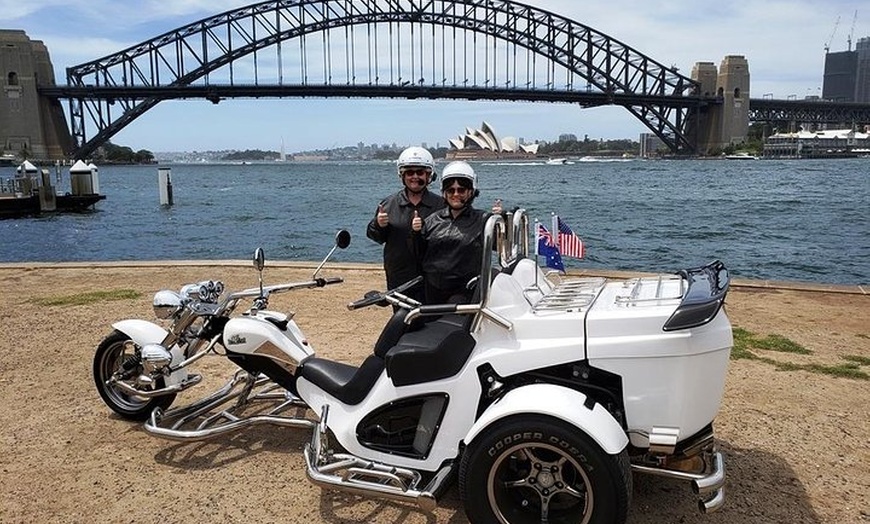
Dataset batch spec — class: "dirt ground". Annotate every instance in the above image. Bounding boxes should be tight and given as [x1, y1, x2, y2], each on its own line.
[0, 263, 867, 524]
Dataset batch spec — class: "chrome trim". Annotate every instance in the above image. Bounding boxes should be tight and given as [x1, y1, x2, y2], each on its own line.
[304, 417, 442, 512]
[111, 372, 202, 398]
[141, 371, 313, 441]
[648, 426, 681, 455]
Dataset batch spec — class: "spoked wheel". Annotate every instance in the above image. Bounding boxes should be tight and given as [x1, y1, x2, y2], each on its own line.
[460, 415, 632, 524]
[93, 330, 176, 421]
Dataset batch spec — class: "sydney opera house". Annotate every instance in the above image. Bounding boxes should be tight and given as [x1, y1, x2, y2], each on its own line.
[445, 121, 539, 160]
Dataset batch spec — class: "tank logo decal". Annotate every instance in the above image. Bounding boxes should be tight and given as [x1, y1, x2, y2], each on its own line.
[227, 334, 247, 345]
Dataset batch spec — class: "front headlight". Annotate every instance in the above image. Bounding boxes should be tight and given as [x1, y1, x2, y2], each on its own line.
[153, 290, 183, 319]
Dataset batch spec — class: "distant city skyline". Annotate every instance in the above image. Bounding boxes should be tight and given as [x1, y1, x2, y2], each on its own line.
[3, 0, 868, 152]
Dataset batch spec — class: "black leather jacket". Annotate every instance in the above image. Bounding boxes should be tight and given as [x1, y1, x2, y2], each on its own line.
[417, 205, 489, 302]
[366, 188, 444, 289]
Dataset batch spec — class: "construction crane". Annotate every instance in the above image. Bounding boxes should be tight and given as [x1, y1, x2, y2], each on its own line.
[825, 15, 840, 54]
[847, 10, 858, 51]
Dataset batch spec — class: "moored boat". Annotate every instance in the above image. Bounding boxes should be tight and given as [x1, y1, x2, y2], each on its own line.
[0, 160, 106, 218]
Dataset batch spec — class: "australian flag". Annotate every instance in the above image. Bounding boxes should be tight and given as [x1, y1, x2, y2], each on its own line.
[536, 223, 564, 272]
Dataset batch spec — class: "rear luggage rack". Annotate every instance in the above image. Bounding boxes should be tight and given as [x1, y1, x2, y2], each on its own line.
[614, 274, 686, 307]
[532, 277, 605, 312]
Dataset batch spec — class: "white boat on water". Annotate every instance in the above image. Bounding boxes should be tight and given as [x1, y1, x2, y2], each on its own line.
[723, 152, 759, 160]
[546, 157, 568, 165]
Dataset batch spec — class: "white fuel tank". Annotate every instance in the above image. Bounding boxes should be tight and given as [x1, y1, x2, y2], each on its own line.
[223, 312, 314, 373]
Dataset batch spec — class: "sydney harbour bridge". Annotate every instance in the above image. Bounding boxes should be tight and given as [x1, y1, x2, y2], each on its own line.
[12, 0, 870, 159]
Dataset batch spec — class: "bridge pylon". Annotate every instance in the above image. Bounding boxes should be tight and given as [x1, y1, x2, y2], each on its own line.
[691, 55, 751, 154]
[0, 30, 72, 162]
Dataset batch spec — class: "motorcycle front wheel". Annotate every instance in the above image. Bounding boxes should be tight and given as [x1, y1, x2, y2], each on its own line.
[459, 414, 632, 524]
[93, 330, 176, 421]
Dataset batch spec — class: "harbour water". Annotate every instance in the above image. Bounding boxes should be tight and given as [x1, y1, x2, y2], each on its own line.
[1, 158, 867, 286]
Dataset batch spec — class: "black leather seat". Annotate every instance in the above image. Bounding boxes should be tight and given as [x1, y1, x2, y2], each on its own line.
[385, 315, 476, 387]
[297, 355, 385, 406]
[298, 309, 412, 405]
[298, 309, 476, 402]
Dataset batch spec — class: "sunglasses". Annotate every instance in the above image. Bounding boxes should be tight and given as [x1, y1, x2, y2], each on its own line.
[402, 168, 430, 177]
[445, 186, 470, 195]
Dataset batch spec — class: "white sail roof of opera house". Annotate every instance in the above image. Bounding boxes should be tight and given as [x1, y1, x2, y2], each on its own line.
[448, 121, 539, 154]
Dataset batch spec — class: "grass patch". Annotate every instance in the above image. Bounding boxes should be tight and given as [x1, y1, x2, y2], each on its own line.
[805, 363, 868, 380]
[731, 326, 868, 380]
[843, 354, 870, 366]
[731, 327, 809, 359]
[33, 289, 141, 307]
[752, 333, 811, 354]
[730, 327, 759, 360]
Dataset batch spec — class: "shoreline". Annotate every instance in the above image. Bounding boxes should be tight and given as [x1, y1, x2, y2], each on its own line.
[0, 259, 865, 295]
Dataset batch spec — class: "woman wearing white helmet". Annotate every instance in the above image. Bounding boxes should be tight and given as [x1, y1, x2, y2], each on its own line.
[367, 146, 444, 303]
[412, 160, 498, 304]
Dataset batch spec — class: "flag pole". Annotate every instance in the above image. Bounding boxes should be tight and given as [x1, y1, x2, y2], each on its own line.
[534, 218, 540, 289]
[551, 212, 559, 251]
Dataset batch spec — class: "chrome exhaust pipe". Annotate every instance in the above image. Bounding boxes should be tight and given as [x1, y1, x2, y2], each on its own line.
[699, 486, 725, 513]
[631, 450, 726, 514]
[692, 451, 725, 494]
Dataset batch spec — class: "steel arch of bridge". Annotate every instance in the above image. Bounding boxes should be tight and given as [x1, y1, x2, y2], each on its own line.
[57, 0, 707, 159]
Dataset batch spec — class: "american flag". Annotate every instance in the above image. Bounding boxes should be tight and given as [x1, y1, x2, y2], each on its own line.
[557, 217, 585, 259]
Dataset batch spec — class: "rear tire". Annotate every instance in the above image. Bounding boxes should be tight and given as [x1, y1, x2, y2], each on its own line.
[459, 415, 631, 524]
[93, 330, 176, 421]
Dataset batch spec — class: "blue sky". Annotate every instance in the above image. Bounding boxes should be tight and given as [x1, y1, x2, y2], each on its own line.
[3, 0, 867, 153]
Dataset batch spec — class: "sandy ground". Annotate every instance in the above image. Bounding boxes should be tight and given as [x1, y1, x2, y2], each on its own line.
[0, 263, 867, 524]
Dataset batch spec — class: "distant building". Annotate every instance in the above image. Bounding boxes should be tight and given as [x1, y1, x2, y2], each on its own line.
[763, 128, 870, 158]
[446, 121, 539, 160]
[857, 37, 870, 103]
[639, 133, 665, 158]
[822, 36, 870, 103]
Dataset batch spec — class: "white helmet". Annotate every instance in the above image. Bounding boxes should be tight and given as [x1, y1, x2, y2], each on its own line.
[441, 160, 477, 191]
[396, 146, 436, 183]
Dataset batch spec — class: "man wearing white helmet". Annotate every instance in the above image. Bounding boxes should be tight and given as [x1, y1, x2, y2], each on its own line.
[412, 160, 498, 304]
[367, 146, 444, 303]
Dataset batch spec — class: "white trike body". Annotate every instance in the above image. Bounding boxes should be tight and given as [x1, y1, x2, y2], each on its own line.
[98, 210, 732, 523]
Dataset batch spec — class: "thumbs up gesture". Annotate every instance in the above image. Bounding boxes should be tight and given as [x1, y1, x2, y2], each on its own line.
[492, 199, 503, 215]
[411, 209, 423, 232]
[376, 204, 389, 227]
